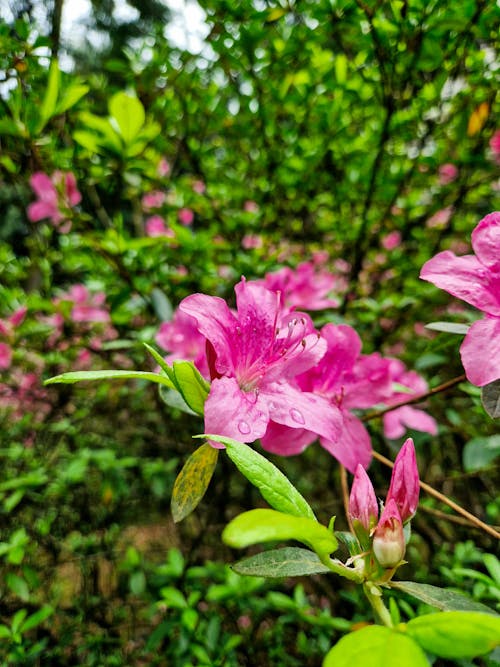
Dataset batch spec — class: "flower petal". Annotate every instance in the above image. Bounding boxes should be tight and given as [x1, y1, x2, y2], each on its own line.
[320, 410, 372, 473]
[420, 251, 500, 316]
[471, 212, 500, 273]
[204, 376, 269, 443]
[460, 316, 500, 386]
[260, 421, 316, 456]
[383, 406, 438, 439]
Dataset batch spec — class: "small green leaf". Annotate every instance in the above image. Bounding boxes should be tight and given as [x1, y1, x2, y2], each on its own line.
[109, 92, 145, 145]
[203, 435, 315, 520]
[463, 435, 500, 471]
[222, 509, 337, 559]
[323, 625, 428, 667]
[44, 369, 175, 389]
[171, 443, 218, 523]
[425, 321, 470, 335]
[172, 361, 210, 416]
[482, 380, 500, 419]
[159, 386, 197, 415]
[129, 570, 146, 595]
[232, 547, 331, 578]
[160, 586, 188, 609]
[143, 343, 171, 376]
[390, 581, 498, 615]
[20, 606, 53, 633]
[6, 573, 29, 602]
[406, 611, 500, 659]
[55, 82, 89, 115]
[36, 59, 60, 133]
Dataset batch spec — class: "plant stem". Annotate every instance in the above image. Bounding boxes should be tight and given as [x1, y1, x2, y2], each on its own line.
[339, 465, 354, 533]
[372, 450, 500, 540]
[363, 583, 393, 627]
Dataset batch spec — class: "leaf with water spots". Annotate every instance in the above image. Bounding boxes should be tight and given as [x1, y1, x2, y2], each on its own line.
[171, 443, 218, 523]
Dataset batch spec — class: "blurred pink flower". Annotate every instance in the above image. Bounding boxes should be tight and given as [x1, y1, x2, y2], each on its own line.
[142, 191, 166, 210]
[0, 307, 27, 338]
[243, 200, 259, 213]
[0, 342, 12, 370]
[438, 163, 458, 185]
[489, 131, 500, 164]
[145, 215, 174, 238]
[156, 308, 210, 378]
[381, 231, 402, 250]
[27, 171, 81, 231]
[178, 208, 194, 225]
[157, 158, 171, 177]
[192, 179, 206, 194]
[59, 285, 110, 324]
[420, 211, 500, 386]
[241, 234, 263, 250]
[426, 207, 453, 229]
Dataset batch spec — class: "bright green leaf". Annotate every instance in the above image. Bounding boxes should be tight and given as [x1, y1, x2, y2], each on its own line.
[36, 58, 60, 133]
[222, 509, 337, 559]
[44, 369, 175, 389]
[109, 92, 145, 145]
[390, 581, 498, 615]
[205, 435, 315, 519]
[55, 83, 89, 115]
[323, 625, 428, 667]
[6, 573, 30, 602]
[172, 361, 210, 416]
[232, 547, 331, 578]
[171, 443, 219, 523]
[20, 606, 53, 633]
[406, 611, 500, 659]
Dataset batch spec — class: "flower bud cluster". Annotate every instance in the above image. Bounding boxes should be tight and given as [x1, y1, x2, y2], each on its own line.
[349, 438, 419, 572]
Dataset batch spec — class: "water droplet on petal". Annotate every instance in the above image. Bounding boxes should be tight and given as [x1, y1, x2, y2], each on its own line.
[238, 420, 251, 435]
[290, 408, 305, 425]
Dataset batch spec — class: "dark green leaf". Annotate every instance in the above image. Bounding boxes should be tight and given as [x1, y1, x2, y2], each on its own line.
[482, 380, 500, 419]
[232, 547, 331, 577]
[390, 581, 498, 615]
[171, 443, 218, 522]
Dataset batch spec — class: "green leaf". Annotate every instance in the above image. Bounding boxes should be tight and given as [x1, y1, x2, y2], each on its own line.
[323, 625, 428, 667]
[172, 361, 210, 416]
[20, 606, 53, 633]
[36, 58, 60, 133]
[72, 129, 104, 154]
[232, 547, 331, 578]
[482, 380, 500, 419]
[390, 581, 498, 615]
[463, 435, 500, 471]
[222, 509, 337, 559]
[6, 573, 30, 602]
[425, 321, 470, 334]
[55, 83, 89, 115]
[171, 443, 219, 523]
[160, 586, 188, 609]
[159, 386, 197, 415]
[203, 435, 315, 519]
[44, 369, 175, 389]
[109, 92, 145, 145]
[406, 611, 500, 659]
[151, 288, 173, 321]
[143, 343, 171, 376]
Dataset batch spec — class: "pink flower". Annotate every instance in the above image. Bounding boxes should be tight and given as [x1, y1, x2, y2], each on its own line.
[145, 215, 174, 238]
[489, 131, 500, 164]
[385, 438, 419, 522]
[243, 200, 259, 213]
[59, 285, 110, 324]
[0, 342, 12, 370]
[27, 171, 81, 231]
[372, 499, 405, 568]
[349, 465, 379, 531]
[242, 234, 263, 250]
[192, 179, 206, 194]
[381, 231, 402, 251]
[426, 207, 453, 229]
[438, 163, 458, 185]
[260, 261, 339, 312]
[179, 278, 341, 447]
[157, 158, 171, 177]
[178, 208, 194, 226]
[420, 211, 500, 386]
[156, 309, 210, 378]
[0, 307, 27, 338]
[142, 191, 166, 210]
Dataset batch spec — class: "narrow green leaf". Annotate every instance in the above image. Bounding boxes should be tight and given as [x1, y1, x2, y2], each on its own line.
[323, 625, 428, 667]
[143, 342, 171, 376]
[172, 361, 210, 416]
[222, 509, 337, 559]
[484, 554, 500, 586]
[171, 443, 218, 523]
[44, 369, 175, 389]
[406, 611, 500, 659]
[425, 321, 470, 335]
[232, 547, 331, 578]
[6, 573, 29, 602]
[36, 59, 60, 133]
[482, 380, 500, 419]
[203, 435, 315, 520]
[55, 83, 89, 115]
[109, 92, 145, 145]
[20, 606, 53, 633]
[390, 581, 498, 615]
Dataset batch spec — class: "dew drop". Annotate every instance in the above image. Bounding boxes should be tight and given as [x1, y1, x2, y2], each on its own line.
[238, 420, 251, 435]
[290, 408, 305, 425]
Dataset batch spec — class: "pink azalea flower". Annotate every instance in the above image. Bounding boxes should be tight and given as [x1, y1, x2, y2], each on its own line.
[178, 208, 194, 226]
[27, 171, 81, 231]
[145, 215, 174, 238]
[349, 465, 379, 531]
[59, 285, 111, 324]
[157, 158, 171, 177]
[156, 309, 210, 378]
[243, 200, 259, 213]
[192, 179, 206, 194]
[426, 206, 453, 229]
[179, 278, 341, 447]
[372, 499, 405, 568]
[260, 261, 339, 312]
[420, 211, 500, 386]
[381, 231, 402, 251]
[142, 191, 166, 210]
[0, 307, 27, 338]
[438, 163, 458, 185]
[385, 438, 419, 522]
[0, 342, 12, 370]
[241, 234, 263, 250]
[489, 131, 500, 164]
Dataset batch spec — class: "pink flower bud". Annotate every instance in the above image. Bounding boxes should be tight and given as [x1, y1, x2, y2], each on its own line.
[386, 438, 419, 522]
[372, 499, 405, 568]
[349, 464, 379, 531]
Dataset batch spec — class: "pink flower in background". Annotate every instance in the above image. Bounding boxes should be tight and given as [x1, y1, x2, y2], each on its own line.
[156, 309, 209, 378]
[157, 158, 171, 177]
[142, 191, 166, 210]
[381, 231, 402, 251]
[438, 163, 458, 185]
[178, 208, 194, 226]
[0, 307, 27, 338]
[243, 200, 259, 213]
[489, 131, 500, 164]
[426, 207, 453, 229]
[242, 234, 263, 250]
[59, 285, 110, 324]
[420, 211, 500, 386]
[180, 278, 341, 447]
[0, 343, 12, 370]
[192, 180, 206, 194]
[145, 215, 174, 238]
[260, 261, 339, 312]
[27, 171, 81, 231]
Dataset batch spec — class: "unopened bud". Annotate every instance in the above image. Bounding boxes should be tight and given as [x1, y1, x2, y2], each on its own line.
[349, 464, 379, 531]
[386, 438, 419, 523]
[372, 499, 405, 568]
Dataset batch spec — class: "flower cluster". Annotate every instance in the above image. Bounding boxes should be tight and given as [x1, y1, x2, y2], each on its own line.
[157, 263, 436, 472]
[349, 438, 419, 572]
[27, 171, 81, 232]
[420, 211, 500, 386]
